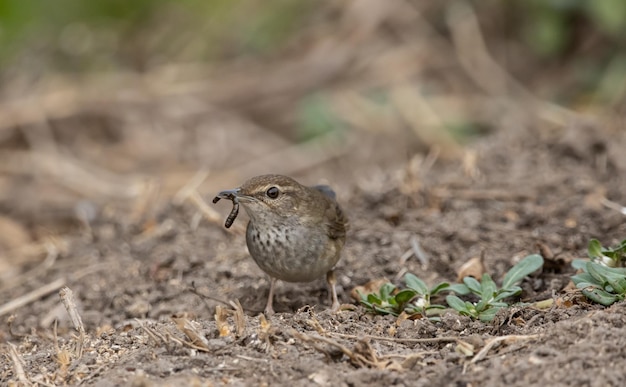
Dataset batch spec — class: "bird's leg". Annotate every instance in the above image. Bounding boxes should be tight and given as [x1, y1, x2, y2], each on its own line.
[264, 277, 277, 315]
[326, 270, 340, 311]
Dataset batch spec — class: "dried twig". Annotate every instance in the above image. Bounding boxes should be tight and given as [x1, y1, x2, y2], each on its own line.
[173, 169, 210, 206]
[59, 287, 86, 359]
[0, 239, 60, 292]
[430, 187, 534, 201]
[331, 332, 461, 345]
[600, 197, 626, 215]
[189, 282, 231, 307]
[0, 278, 66, 317]
[291, 329, 381, 368]
[7, 342, 31, 386]
[183, 190, 223, 226]
[0, 151, 146, 200]
[229, 300, 246, 338]
[59, 287, 85, 336]
[446, 1, 585, 127]
[135, 319, 167, 346]
[173, 316, 210, 351]
[470, 334, 539, 364]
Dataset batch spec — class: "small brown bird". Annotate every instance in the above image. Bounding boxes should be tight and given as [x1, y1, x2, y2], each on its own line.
[213, 174, 348, 315]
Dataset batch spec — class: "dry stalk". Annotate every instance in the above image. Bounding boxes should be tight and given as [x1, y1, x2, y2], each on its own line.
[291, 330, 392, 369]
[470, 334, 540, 365]
[0, 278, 66, 318]
[0, 239, 61, 292]
[331, 331, 461, 345]
[446, 1, 584, 127]
[135, 319, 167, 346]
[173, 316, 210, 351]
[6, 342, 32, 386]
[53, 321, 72, 383]
[0, 151, 146, 200]
[132, 218, 177, 246]
[59, 287, 86, 359]
[173, 169, 210, 206]
[184, 190, 224, 226]
[229, 300, 246, 337]
[215, 305, 231, 337]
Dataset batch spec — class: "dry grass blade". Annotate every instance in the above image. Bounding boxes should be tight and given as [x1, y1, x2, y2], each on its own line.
[229, 300, 246, 337]
[291, 330, 385, 369]
[331, 332, 461, 345]
[0, 151, 146, 200]
[446, 1, 583, 127]
[59, 286, 86, 359]
[183, 190, 224, 226]
[390, 84, 462, 158]
[53, 321, 73, 382]
[0, 277, 66, 317]
[199, 131, 349, 193]
[173, 169, 210, 206]
[6, 342, 32, 386]
[470, 334, 540, 364]
[0, 239, 61, 292]
[600, 197, 626, 215]
[173, 316, 210, 351]
[135, 319, 167, 346]
[215, 305, 231, 337]
[59, 287, 85, 336]
[430, 187, 534, 201]
[132, 218, 177, 245]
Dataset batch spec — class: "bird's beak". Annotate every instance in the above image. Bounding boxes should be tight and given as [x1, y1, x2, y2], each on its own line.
[215, 188, 240, 200]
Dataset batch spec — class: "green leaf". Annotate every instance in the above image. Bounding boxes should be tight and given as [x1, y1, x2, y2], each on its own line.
[571, 259, 589, 270]
[474, 298, 489, 312]
[373, 305, 396, 315]
[404, 273, 428, 295]
[493, 286, 522, 302]
[581, 288, 621, 306]
[502, 254, 544, 289]
[587, 239, 603, 259]
[447, 283, 471, 295]
[574, 281, 600, 290]
[395, 289, 417, 305]
[605, 275, 626, 295]
[379, 283, 396, 301]
[586, 261, 609, 284]
[446, 295, 469, 313]
[478, 307, 500, 322]
[571, 272, 599, 286]
[463, 277, 482, 294]
[425, 304, 447, 310]
[430, 282, 451, 295]
[359, 299, 373, 308]
[367, 293, 381, 305]
[480, 273, 497, 300]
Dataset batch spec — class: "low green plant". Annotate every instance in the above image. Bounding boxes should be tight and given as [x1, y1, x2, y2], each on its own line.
[572, 259, 626, 306]
[359, 274, 468, 320]
[360, 254, 544, 322]
[446, 254, 544, 322]
[587, 238, 626, 267]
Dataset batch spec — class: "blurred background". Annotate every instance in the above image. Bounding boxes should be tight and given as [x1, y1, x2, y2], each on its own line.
[0, 0, 625, 277]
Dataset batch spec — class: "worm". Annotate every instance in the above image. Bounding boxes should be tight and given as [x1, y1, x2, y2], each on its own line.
[213, 193, 239, 228]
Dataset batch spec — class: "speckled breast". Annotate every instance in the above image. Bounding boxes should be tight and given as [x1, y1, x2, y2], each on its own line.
[245, 221, 340, 283]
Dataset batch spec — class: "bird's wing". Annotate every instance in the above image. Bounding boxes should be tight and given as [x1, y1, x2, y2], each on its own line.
[312, 185, 347, 240]
[312, 185, 336, 200]
[320, 197, 347, 241]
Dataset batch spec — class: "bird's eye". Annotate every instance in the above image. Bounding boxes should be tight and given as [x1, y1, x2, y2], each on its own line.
[266, 186, 280, 199]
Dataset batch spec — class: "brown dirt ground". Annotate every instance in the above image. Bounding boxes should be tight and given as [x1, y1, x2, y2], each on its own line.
[2, 121, 626, 386]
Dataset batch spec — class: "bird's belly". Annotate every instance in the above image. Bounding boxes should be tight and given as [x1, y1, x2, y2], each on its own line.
[246, 223, 340, 282]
